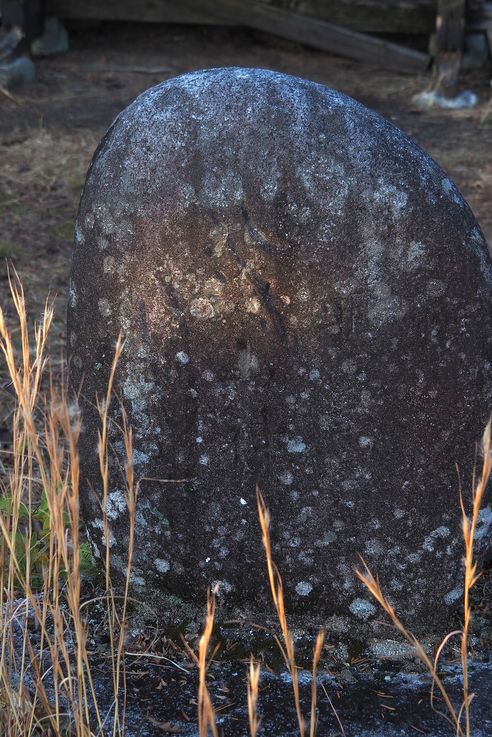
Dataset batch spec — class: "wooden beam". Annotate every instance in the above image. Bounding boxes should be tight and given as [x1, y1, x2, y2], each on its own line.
[45, 0, 231, 26]
[46, 0, 437, 36]
[178, 0, 431, 74]
[266, 0, 436, 35]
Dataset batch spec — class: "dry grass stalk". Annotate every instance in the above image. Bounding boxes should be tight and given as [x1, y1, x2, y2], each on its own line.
[184, 586, 220, 737]
[458, 419, 491, 737]
[257, 487, 326, 737]
[247, 657, 261, 737]
[356, 560, 462, 735]
[197, 588, 219, 737]
[357, 419, 492, 737]
[0, 274, 136, 736]
[256, 487, 305, 736]
[309, 631, 325, 737]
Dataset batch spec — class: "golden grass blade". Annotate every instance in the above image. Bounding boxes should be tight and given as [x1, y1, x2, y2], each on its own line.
[257, 487, 305, 737]
[458, 417, 492, 737]
[247, 657, 261, 737]
[320, 682, 346, 737]
[197, 587, 219, 737]
[356, 558, 463, 736]
[309, 631, 325, 737]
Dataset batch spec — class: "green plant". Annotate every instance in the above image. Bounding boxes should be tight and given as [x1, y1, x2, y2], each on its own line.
[0, 483, 96, 590]
[0, 242, 17, 259]
[0, 489, 52, 589]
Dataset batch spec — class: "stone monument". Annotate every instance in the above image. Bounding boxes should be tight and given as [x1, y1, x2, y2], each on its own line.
[68, 68, 492, 644]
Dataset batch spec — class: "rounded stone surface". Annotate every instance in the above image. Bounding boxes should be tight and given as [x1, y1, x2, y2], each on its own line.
[68, 68, 492, 640]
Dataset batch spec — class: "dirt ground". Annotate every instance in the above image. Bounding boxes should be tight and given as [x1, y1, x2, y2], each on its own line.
[1, 22, 492, 348]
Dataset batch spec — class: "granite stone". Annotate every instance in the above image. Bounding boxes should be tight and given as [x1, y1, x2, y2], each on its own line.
[68, 68, 492, 641]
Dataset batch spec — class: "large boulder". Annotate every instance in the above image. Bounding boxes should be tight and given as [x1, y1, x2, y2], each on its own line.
[68, 68, 492, 644]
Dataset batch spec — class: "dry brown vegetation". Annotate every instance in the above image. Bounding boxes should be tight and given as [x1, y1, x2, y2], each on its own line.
[0, 276, 489, 736]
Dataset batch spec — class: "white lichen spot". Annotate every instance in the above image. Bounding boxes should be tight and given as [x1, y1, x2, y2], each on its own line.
[105, 490, 127, 520]
[349, 597, 376, 620]
[210, 224, 228, 257]
[341, 358, 356, 375]
[68, 282, 77, 308]
[365, 538, 384, 557]
[390, 578, 404, 591]
[175, 351, 190, 364]
[406, 240, 426, 270]
[98, 298, 111, 317]
[238, 347, 259, 379]
[154, 558, 170, 573]
[202, 369, 215, 382]
[422, 526, 450, 552]
[74, 223, 85, 245]
[444, 586, 463, 605]
[204, 277, 224, 296]
[211, 579, 233, 595]
[373, 181, 408, 214]
[103, 255, 116, 274]
[309, 369, 320, 381]
[315, 531, 336, 547]
[102, 530, 116, 548]
[297, 288, 310, 302]
[287, 437, 306, 453]
[199, 454, 210, 466]
[279, 470, 294, 485]
[442, 177, 462, 205]
[295, 581, 313, 596]
[129, 572, 145, 587]
[190, 297, 215, 319]
[196, 436, 204, 443]
[240, 497, 247, 506]
[132, 449, 150, 467]
[358, 436, 374, 450]
[369, 640, 415, 659]
[426, 280, 446, 298]
[245, 297, 261, 314]
[476, 505, 492, 540]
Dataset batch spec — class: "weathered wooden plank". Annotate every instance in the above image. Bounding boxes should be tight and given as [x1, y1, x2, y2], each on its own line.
[268, 0, 436, 34]
[46, 0, 437, 35]
[45, 0, 231, 25]
[179, 0, 431, 73]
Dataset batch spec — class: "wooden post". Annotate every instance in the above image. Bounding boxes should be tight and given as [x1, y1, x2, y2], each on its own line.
[435, 0, 466, 51]
[431, 0, 466, 88]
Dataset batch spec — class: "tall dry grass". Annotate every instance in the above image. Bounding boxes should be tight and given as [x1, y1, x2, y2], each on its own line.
[0, 274, 136, 737]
